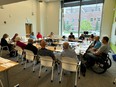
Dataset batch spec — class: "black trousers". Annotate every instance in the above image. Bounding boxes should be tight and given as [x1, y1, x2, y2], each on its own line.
[84, 52, 99, 66]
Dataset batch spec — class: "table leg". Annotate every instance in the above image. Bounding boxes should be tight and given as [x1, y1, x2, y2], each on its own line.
[3, 70, 9, 87]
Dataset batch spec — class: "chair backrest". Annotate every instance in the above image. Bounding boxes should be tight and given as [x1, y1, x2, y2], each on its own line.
[15, 46, 23, 55]
[61, 57, 78, 72]
[39, 56, 53, 67]
[1, 46, 9, 51]
[24, 49, 35, 61]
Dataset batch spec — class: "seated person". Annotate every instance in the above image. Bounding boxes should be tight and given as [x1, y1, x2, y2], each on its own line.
[79, 34, 85, 40]
[12, 33, 18, 42]
[68, 32, 75, 41]
[47, 32, 56, 46]
[30, 32, 36, 40]
[62, 36, 66, 41]
[89, 34, 94, 41]
[15, 37, 26, 50]
[88, 36, 101, 52]
[1, 33, 14, 51]
[38, 40, 55, 60]
[84, 36, 110, 66]
[48, 32, 54, 38]
[36, 32, 42, 39]
[25, 39, 38, 55]
[61, 42, 77, 59]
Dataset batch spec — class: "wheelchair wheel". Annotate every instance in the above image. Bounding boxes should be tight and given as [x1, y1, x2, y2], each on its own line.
[91, 62, 107, 74]
[91, 57, 112, 74]
[106, 57, 112, 69]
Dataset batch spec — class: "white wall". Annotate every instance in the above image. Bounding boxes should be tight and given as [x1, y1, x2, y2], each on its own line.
[38, 1, 60, 36]
[0, 0, 37, 38]
[101, 0, 116, 38]
[39, 2, 47, 36]
[46, 1, 60, 36]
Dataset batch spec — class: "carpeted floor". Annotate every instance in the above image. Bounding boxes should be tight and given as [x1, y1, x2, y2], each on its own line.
[0, 51, 116, 87]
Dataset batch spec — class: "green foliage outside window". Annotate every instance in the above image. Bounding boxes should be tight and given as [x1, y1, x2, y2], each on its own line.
[80, 20, 93, 31]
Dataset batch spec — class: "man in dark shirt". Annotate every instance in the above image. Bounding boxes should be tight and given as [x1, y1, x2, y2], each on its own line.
[25, 39, 38, 55]
[1, 33, 13, 51]
[68, 32, 75, 41]
[79, 34, 85, 40]
[25, 39, 39, 63]
[38, 40, 55, 60]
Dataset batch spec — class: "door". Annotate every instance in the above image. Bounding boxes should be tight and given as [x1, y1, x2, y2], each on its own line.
[25, 23, 32, 37]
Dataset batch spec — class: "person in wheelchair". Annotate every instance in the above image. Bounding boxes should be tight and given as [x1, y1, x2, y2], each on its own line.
[83, 36, 110, 67]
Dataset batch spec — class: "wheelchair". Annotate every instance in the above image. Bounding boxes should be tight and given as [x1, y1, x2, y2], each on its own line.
[91, 54, 112, 74]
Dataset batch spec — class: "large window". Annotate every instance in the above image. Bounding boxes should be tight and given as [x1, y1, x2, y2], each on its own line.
[80, 4, 103, 36]
[62, 6, 80, 37]
[61, 1, 104, 37]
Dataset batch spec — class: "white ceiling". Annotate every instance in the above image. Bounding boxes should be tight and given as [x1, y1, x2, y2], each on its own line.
[0, 0, 26, 5]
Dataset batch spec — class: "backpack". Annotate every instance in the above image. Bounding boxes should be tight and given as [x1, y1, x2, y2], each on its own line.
[112, 54, 116, 61]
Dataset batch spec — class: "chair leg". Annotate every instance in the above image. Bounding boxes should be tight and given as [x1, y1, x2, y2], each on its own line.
[59, 68, 63, 83]
[75, 71, 77, 87]
[78, 66, 81, 79]
[21, 56, 24, 65]
[113, 78, 116, 84]
[57, 63, 61, 75]
[39, 64, 42, 78]
[24, 61, 26, 70]
[33, 61, 35, 72]
[51, 65, 54, 82]
[16, 55, 19, 62]
[0, 79, 4, 87]
[6, 47, 10, 53]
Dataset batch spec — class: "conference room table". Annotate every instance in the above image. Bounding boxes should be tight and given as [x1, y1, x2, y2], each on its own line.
[33, 40, 91, 54]
[20, 38, 91, 56]
[0, 57, 18, 87]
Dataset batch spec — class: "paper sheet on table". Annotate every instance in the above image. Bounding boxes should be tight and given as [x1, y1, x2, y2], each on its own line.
[1, 63, 16, 68]
[0, 58, 10, 63]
